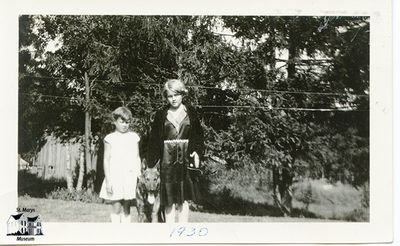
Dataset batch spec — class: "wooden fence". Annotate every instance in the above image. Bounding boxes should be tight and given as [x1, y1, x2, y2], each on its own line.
[22, 136, 98, 180]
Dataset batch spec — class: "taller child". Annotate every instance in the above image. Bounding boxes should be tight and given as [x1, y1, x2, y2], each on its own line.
[147, 79, 204, 223]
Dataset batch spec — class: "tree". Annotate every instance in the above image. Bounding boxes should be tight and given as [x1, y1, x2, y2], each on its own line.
[19, 15, 212, 188]
[217, 16, 370, 214]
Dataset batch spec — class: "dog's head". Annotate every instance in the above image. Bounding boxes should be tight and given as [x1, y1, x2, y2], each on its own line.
[139, 167, 160, 204]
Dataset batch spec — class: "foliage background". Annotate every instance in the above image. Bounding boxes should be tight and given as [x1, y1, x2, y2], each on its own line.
[18, 15, 369, 220]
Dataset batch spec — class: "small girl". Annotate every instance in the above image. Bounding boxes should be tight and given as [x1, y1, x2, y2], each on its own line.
[99, 106, 141, 223]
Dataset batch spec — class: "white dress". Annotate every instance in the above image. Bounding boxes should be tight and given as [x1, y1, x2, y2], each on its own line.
[99, 131, 141, 200]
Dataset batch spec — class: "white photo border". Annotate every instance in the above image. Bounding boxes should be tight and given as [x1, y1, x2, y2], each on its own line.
[0, 0, 393, 244]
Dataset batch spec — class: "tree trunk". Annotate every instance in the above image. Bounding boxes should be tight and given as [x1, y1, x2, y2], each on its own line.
[280, 168, 293, 214]
[56, 142, 62, 178]
[270, 24, 276, 78]
[287, 25, 297, 84]
[272, 166, 293, 217]
[272, 19, 299, 215]
[84, 72, 92, 172]
[65, 143, 74, 191]
[76, 146, 85, 191]
[46, 141, 53, 179]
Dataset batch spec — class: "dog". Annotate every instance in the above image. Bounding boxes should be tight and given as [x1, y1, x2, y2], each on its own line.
[136, 164, 163, 223]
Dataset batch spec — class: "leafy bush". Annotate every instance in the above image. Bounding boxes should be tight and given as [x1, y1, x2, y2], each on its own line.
[19, 170, 102, 204]
[204, 157, 274, 202]
[294, 181, 315, 210]
[198, 156, 284, 216]
[18, 170, 67, 198]
[307, 128, 369, 187]
[46, 187, 103, 203]
[200, 157, 368, 221]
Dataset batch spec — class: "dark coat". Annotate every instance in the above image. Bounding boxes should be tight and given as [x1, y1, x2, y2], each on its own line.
[146, 105, 204, 168]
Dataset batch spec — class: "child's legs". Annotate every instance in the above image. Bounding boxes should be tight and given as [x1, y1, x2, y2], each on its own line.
[176, 201, 189, 222]
[122, 200, 131, 216]
[110, 201, 122, 223]
[120, 200, 132, 223]
[164, 204, 176, 223]
[112, 201, 122, 214]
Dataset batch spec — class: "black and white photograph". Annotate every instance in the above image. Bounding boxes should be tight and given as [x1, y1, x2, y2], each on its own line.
[17, 15, 371, 223]
[0, 0, 395, 244]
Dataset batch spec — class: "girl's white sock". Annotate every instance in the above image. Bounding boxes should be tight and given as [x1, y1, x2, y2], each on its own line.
[121, 214, 131, 223]
[110, 213, 121, 223]
[165, 204, 176, 223]
[177, 201, 189, 222]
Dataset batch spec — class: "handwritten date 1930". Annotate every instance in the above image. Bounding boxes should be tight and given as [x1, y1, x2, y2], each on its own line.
[170, 226, 208, 237]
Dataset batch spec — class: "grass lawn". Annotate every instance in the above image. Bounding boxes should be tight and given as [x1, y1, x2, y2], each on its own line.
[19, 196, 332, 223]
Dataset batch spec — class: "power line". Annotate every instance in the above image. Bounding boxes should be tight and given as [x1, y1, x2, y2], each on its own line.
[21, 74, 160, 86]
[20, 92, 78, 100]
[20, 74, 72, 81]
[20, 74, 369, 98]
[188, 84, 368, 97]
[20, 92, 368, 112]
[198, 105, 367, 112]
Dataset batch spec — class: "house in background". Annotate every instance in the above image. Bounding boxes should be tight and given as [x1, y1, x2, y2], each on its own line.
[7, 213, 43, 236]
[7, 213, 27, 235]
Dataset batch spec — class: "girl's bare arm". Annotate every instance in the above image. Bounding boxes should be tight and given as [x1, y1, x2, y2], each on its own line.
[103, 141, 112, 193]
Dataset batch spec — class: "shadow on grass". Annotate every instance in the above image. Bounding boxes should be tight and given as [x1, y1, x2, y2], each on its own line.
[18, 170, 67, 198]
[290, 207, 319, 219]
[195, 190, 319, 219]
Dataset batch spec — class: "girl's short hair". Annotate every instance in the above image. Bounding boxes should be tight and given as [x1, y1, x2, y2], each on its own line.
[112, 106, 132, 122]
[162, 79, 188, 99]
